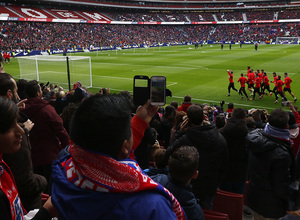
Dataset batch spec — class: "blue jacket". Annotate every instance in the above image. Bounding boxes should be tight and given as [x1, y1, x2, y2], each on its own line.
[51, 155, 179, 220]
[152, 174, 204, 220]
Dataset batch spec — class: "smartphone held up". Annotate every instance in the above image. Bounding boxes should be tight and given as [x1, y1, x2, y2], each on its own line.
[133, 75, 167, 106]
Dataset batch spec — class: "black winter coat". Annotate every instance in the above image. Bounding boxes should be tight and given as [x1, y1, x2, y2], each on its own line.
[247, 129, 295, 219]
[168, 124, 228, 205]
[220, 118, 249, 182]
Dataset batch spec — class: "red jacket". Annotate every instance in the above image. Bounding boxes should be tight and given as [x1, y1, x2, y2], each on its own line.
[255, 77, 262, 88]
[21, 98, 69, 167]
[178, 103, 192, 113]
[263, 76, 270, 86]
[238, 76, 247, 87]
[227, 71, 234, 83]
[276, 80, 284, 92]
[285, 76, 292, 89]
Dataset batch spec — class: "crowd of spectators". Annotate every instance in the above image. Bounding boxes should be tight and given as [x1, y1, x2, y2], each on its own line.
[245, 10, 276, 21]
[1, 22, 299, 51]
[215, 11, 244, 21]
[279, 9, 300, 19]
[106, 10, 300, 22]
[2, 60, 300, 219]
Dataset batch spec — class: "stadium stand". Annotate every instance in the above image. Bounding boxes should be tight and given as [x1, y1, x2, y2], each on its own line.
[1, 22, 300, 51]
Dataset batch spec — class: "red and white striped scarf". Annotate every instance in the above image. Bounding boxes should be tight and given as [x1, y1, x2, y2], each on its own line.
[62, 144, 186, 219]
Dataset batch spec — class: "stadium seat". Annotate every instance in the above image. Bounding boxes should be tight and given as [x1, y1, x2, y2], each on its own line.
[203, 209, 229, 220]
[212, 189, 244, 220]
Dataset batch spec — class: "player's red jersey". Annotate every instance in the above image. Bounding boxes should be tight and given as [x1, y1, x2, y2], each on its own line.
[284, 76, 292, 89]
[227, 70, 234, 83]
[263, 75, 270, 86]
[255, 77, 262, 88]
[276, 79, 285, 92]
[248, 72, 255, 85]
[258, 72, 263, 80]
[272, 76, 278, 86]
[238, 76, 247, 88]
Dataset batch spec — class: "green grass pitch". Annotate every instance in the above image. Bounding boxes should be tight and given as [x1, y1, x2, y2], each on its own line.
[4, 43, 300, 111]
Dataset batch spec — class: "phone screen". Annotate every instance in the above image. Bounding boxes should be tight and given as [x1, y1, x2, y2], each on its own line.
[133, 76, 149, 106]
[150, 76, 166, 106]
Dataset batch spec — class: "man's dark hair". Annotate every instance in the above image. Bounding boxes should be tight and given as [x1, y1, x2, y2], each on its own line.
[246, 117, 256, 130]
[25, 80, 40, 98]
[70, 94, 132, 158]
[153, 148, 167, 169]
[232, 108, 247, 119]
[0, 97, 19, 133]
[215, 115, 225, 129]
[273, 72, 276, 76]
[170, 101, 178, 109]
[17, 79, 28, 100]
[183, 95, 191, 103]
[0, 73, 14, 96]
[187, 105, 203, 126]
[163, 105, 176, 123]
[168, 146, 199, 184]
[268, 109, 289, 129]
[277, 75, 281, 80]
[228, 102, 234, 109]
[241, 73, 243, 77]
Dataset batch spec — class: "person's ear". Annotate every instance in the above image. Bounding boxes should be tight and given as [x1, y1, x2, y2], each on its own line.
[119, 139, 131, 159]
[6, 89, 13, 99]
[192, 170, 199, 180]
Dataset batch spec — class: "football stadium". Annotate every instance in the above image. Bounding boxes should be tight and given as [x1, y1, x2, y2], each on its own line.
[1, 0, 300, 219]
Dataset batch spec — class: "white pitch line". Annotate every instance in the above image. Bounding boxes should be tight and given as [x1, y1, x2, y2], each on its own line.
[92, 86, 132, 93]
[172, 96, 275, 110]
[167, 82, 178, 86]
[93, 75, 132, 80]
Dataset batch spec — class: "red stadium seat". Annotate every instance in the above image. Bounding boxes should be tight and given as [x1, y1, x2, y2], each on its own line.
[212, 189, 244, 220]
[203, 209, 229, 220]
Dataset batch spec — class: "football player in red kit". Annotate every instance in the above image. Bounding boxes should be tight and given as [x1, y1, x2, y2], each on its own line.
[284, 72, 297, 102]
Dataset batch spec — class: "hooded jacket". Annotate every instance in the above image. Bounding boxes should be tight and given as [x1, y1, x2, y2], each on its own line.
[247, 129, 295, 219]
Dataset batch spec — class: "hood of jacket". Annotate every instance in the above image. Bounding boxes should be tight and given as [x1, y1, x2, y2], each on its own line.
[185, 124, 223, 148]
[22, 97, 50, 117]
[247, 129, 291, 154]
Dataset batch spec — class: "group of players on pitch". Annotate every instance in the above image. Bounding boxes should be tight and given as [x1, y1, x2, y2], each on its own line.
[227, 66, 297, 104]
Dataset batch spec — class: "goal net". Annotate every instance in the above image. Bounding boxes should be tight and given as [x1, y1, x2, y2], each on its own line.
[17, 56, 92, 89]
[275, 37, 300, 45]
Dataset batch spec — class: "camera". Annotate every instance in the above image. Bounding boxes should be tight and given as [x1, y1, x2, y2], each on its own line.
[133, 75, 168, 106]
[282, 101, 290, 107]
